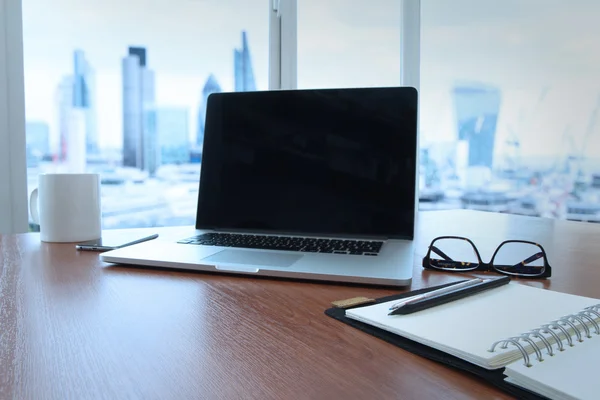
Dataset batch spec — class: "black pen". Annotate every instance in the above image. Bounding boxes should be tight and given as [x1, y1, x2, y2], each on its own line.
[388, 278, 483, 311]
[388, 276, 511, 315]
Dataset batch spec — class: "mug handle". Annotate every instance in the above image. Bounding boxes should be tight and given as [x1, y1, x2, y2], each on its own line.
[29, 188, 40, 225]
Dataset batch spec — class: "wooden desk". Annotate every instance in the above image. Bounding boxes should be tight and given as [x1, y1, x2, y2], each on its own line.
[1, 210, 599, 399]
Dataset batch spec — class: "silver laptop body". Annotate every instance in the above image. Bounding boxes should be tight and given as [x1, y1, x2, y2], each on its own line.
[101, 87, 419, 286]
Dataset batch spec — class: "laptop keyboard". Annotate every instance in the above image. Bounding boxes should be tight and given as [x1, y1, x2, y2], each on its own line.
[177, 233, 384, 256]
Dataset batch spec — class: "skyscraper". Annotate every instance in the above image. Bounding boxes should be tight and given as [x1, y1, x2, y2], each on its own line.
[57, 76, 74, 161]
[234, 31, 256, 92]
[56, 76, 86, 172]
[196, 74, 222, 147]
[73, 51, 89, 108]
[452, 83, 501, 168]
[128, 46, 147, 67]
[142, 109, 160, 176]
[122, 46, 155, 169]
[72, 49, 98, 154]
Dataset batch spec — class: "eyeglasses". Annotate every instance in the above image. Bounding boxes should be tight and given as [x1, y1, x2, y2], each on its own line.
[422, 236, 552, 279]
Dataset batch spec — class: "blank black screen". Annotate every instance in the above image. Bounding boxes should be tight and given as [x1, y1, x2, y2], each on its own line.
[196, 87, 418, 239]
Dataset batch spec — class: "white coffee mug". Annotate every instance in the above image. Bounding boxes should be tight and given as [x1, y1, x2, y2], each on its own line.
[29, 173, 102, 242]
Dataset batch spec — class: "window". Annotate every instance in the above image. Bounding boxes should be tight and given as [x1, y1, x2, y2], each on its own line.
[296, 0, 401, 89]
[7, 0, 599, 233]
[420, 0, 600, 222]
[21, 0, 270, 229]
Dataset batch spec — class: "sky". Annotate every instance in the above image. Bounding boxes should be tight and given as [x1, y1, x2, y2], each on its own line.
[20, 0, 600, 164]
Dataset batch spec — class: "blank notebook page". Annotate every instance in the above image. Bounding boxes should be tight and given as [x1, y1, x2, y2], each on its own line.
[345, 283, 599, 369]
[505, 334, 600, 400]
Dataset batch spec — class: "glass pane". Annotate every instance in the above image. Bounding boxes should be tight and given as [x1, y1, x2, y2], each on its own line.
[421, 0, 600, 222]
[22, 0, 269, 230]
[493, 242, 546, 277]
[297, 0, 400, 89]
[428, 238, 479, 270]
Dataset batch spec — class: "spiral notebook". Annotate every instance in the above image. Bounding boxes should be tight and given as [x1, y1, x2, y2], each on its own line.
[343, 283, 600, 400]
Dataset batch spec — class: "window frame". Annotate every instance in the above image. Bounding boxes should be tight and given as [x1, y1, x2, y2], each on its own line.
[400, 0, 421, 90]
[400, 0, 422, 214]
[0, 0, 28, 234]
[269, 0, 297, 89]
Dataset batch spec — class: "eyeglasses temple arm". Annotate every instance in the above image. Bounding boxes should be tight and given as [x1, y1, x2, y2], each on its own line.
[430, 245, 454, 261]
[506, 252, 545, 269]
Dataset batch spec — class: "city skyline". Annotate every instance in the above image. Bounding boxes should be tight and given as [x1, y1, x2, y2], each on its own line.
[22, 1, 600, 163]
[22, 0, 269, 153]
[26, 30, 257, 169]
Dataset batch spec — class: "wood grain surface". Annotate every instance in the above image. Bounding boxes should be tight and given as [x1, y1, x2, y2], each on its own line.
[1, 210, 599, 400]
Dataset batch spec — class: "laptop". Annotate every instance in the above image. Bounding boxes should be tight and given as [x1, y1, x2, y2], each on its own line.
[101, 86, 419, 286]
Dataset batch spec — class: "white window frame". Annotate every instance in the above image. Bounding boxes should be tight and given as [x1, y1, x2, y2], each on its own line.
[269, 0, 297, 89]
[400, 0, 421, 218]
[274, 0, 420, 91]
[400, 0, 421, 90]
[0, 0, 28, 234]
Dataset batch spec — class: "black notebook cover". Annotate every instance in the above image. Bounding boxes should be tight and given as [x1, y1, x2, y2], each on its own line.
[324, 283, 549, 400]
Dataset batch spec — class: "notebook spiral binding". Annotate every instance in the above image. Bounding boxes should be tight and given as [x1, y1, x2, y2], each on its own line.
[488, 304, 600, 367]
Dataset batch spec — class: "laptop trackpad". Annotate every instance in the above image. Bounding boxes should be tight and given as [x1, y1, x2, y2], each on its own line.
[202, 249, 302, 268]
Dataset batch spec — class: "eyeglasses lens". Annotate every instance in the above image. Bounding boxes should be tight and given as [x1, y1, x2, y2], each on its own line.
[429, 238, 479, 271]
[493, 242, 546, 277]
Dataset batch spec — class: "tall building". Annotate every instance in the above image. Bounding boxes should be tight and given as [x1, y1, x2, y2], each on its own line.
[122, 54, 142, 168]
[122, 46, 155, 169]
[73, 51, 89, 108]
[56, 76, 86, 172]
[234, 31, 256, 92]
[142, 109, 160, 176]
[196, 74, 222, 147]
[55, 50, 97, 161]
[72, 49, 98, 154]
[128, 46, 147, 67]
[57, 75, 73, 161]
[452, 83, 501, 168]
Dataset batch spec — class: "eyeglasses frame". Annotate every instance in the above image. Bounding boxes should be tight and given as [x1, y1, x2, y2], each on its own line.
[422, 235, 552, 279]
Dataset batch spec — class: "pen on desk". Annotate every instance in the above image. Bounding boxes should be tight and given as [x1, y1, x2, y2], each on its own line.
[389, 278, 484, 311]
[388, 276, 511, 316]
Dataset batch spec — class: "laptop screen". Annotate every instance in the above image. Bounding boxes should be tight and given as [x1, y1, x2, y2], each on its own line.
[196, 87, 418, 240]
